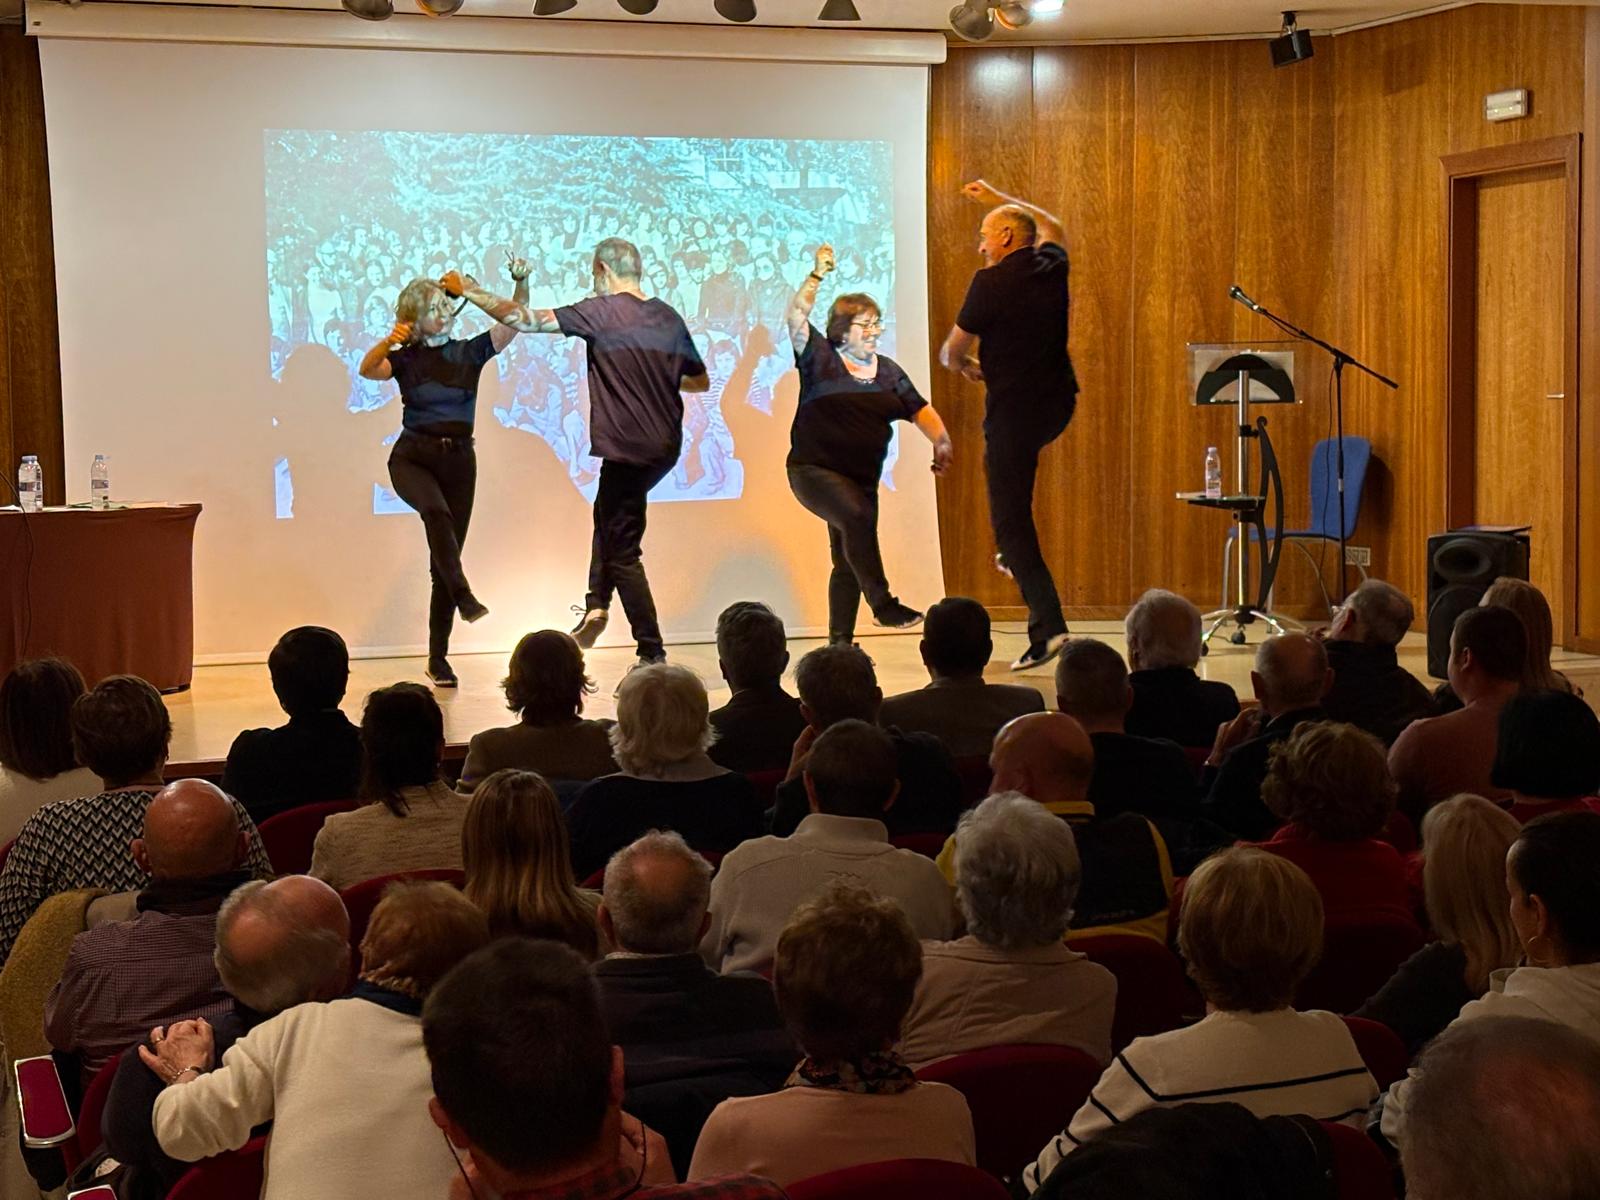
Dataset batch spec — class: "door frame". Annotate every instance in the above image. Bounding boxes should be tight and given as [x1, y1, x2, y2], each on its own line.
[1442, 133, 1581, 645]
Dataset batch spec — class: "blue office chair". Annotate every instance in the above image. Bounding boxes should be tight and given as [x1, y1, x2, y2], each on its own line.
[1224, 436, 1372, 617]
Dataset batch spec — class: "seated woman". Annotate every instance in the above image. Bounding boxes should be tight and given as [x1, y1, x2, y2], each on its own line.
[1355, 794, 1521, 1056]
[1490, 690, 1600, 825]
[899, 793, 1116, 1069]
[688, 885, 976, 1186]
[1021, 847, 1376, 1195]
[0, 657, 99, 844]
[1431, 577, 1582, 714]
[462, 768, 600, 958]
[310, 683, 469, 890]
[566, 665, 762, 880]
[1380, 810, 1600, 1143]
[1253, 720, 1412, 920]
[457, 631, 617, 790]
[140, 882, 489, 1200]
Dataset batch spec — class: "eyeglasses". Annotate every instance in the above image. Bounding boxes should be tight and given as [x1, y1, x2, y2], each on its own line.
[850, 318, 885, 333]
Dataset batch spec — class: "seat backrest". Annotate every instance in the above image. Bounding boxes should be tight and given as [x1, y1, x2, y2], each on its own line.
[74, 1053, 123, 1160]
[1073, 934, 1196, 1051]
[916, 1044, 1103, 1181]
[1297, 912, 1426, 1014]
[341, 867, 466, 968]
[1340, 1016, 1410, 1091]
[787, 1158, 1010, 1200]
[952, 755, 994, 805]
[1307, 436, 1372, 539]
[256, 798, 359, 876]
[166, 1135, 268, 1200]
[0, 837, 13, 874]
[1320, 1120, 1397, 1199]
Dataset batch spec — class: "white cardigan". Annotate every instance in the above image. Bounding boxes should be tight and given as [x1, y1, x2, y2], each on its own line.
[152, 996, 458, 1200]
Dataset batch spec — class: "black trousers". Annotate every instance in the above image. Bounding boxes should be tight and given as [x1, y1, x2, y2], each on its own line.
[787, 463, 895, 643]
[586, 458, 672, 661]
[985, 410, 1071, 649]
[388, 430, 476, 660]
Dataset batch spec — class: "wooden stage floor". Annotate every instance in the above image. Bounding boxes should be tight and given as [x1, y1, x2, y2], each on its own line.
[163, 621, 1600, 773]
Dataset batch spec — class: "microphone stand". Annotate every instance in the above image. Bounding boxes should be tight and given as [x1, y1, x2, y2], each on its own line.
[1231, 295, 1398, 599]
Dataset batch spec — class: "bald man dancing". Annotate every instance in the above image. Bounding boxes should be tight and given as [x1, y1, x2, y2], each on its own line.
[940, 180, 1078, 672]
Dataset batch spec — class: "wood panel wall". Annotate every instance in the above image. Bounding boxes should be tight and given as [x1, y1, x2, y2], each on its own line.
[929, 4, 1598, 641]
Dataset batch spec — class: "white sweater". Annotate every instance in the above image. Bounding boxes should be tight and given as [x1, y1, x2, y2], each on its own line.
[1023, 1007, 1376, 1193]
[152, 996, 458, 1200]
[0, 765, 100, 845]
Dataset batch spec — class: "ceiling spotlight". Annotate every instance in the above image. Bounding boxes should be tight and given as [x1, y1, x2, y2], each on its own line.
[1031, 0, 1065, 15]
[342, 0, 393, 19]
[819, 0, 860, 17]
[618, 0, 659, 10]
[994, 1, 1031, 28]
[948, 0, 992, 41]
[1269, 9, 1314, 66]
[417, 0, 463, 14]
[715, 0, 756, 19]
[532, 0, 576, 12]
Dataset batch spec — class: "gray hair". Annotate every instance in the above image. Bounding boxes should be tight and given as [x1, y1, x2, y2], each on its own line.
[213, 881, 350, 1015]
[991, 204, 1037, 246]
[610, 664, 715, 775]
[954, 793, 1080, 949]
[1344, 579, 1415, 647]
[1403, 1015, 1600, 1200]
[793, 643, 879, 726]
[1054, 638, 1129, 721]
[593, 237, 642, 282]
[1124, 589, 1202, 670]
[602, 830, 713, 954]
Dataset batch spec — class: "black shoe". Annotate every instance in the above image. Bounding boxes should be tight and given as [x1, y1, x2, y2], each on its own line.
[426, 657, 459, 688]
[457, 593, 489, 624]
[872, 602, 924, 631]
[570, 605, 609, 649]
[1009, 633, 1069, 672]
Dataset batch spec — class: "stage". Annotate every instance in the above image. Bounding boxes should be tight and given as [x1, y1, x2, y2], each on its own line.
[159, 621, 1600, 777]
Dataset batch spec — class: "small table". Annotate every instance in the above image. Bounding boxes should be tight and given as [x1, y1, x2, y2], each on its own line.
[0, 503, 202, 691]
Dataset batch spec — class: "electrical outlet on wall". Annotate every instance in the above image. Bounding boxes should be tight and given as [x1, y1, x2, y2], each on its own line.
[1344, 545, 1372, 567]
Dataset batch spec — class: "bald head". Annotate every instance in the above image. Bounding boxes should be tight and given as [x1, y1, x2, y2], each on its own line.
[215, 875, 351, 1014]
[133, 779, 243, 881]
[601, 830, 713, 955]
[1252, 633, 1332, 715]
[989, 711, 1094, 808]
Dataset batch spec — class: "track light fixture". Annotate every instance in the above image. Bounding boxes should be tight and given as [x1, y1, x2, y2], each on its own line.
[715, 0, 756, 19]
[994, 1, 1031, 29]
[532, 0, 577, 12]
[818, 0, 860, 18]
[342, 0, 394, 19]
[948, 0, 993, 41]
[417, 0, 464, 14]
[618, 0, 659, 11]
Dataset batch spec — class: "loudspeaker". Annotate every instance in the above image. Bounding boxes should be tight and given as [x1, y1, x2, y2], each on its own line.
[1269, 28, 1314, 67]
[1425, 530, 1530, 678]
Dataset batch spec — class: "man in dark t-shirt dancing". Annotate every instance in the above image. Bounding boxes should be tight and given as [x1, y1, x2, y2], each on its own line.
[940, 180, 1079, 672]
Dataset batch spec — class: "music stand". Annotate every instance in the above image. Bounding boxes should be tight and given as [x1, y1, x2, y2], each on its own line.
[1177, 342, 1303, 646]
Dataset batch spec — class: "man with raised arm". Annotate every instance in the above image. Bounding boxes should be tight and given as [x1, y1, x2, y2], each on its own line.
[940, 180, 1078, 672]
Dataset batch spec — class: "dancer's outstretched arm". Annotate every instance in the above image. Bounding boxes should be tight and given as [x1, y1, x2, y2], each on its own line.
[913, 405, 954, 476]
[440, 269, 563, 337]
[785, 243, 834, 357]
[960, 178, 1064, 248]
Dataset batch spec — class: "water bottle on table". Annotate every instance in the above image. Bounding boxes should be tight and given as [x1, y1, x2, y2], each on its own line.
[16, 456, 42, 512]
[90, 454, 111, 509]
[1204, 445, 1222, 499]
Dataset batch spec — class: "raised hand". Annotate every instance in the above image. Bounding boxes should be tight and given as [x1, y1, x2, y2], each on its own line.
[505, 251, 532, 282]
[813, 244, 836, 277]
[437, 270, 468, 298]
[387, 320, 414, 348]
[961, 179, 1003, 206]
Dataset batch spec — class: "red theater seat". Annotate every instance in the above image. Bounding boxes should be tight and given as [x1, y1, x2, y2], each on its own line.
[257, 799, 358, 876]
[787, 1158, 1010, 1199]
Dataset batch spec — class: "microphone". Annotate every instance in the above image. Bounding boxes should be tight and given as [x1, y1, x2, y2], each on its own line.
[1228, 285, 1263, 313]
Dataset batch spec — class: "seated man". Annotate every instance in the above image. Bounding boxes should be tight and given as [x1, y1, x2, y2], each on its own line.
[45, 780, 251, 1089]
[769, 644, 964, 837]
[881, 597, 1045, 759]
[706, 602, 806, 774]
[1319, 580, 1432, 746]
[423, 938, 786, 1200]
[705, 719, 957, 975]
[595, 831, 795, 1176]
[1122, 589, 1240, 748]
[222, 626, 362, 823]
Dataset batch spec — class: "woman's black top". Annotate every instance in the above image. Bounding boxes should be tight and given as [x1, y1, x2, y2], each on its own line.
[787, 323, 926, 488]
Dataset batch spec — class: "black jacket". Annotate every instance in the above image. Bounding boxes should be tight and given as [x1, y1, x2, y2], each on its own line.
[1088, 731, 1199, 822]
[768, 727, 965, 837]
[1321, 640, 1433, 746]
[1126, 668, 1241, 749]
[1200, 707, 1326, 840]
[222, 710, 362, 824]
[707, 684, 808, 775]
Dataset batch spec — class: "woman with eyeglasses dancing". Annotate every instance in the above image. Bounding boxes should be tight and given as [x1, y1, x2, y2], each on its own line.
[784, 243, 953, 646]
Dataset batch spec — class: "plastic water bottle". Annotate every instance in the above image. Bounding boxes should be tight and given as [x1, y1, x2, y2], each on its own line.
[16, 456, 41, 512]
[90, 454, 111, 509]
[1204, 446, 1223, 499]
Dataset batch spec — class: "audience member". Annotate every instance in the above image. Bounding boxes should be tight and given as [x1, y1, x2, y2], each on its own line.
[221, 626, 361, 823]
[881, 597, 1045, 757]
[1201, 632, 1332, 839]
[1253, 720, 1411, 920]
[309, 682, 468, 890]
[1354, 795, 1521, 1056]
[1489, 690, 1600, 824]
[1020, 847, 1376, 1193]
[595, 831, 795, 1175]
[463, 768, 599, 957]
[900, 793, 1115, 1068]
[768, 644, 964, 837]
[568, 665, 763, 880]
[938, 712, 1173, 942]
[1481, 576, 1580, 695]
[142, 881, 489, 1200]
[704, 719, 956, 974]
[0, 657, 98, 845]
[1054, 638, 1196, 822]
[423, 938, 785, 1200]
[689, 886, 976, 1185]
[45, 781, 250, 1088]
[1389, 606, 1524, 821]
[1318, 580, 1432, 744]
[458, 631, 618, 789]
[0, 677, 270, 963]
[101, 875, 352, 1198]
[1122, 589, 1240, 747]
[1380, 810, 1600, 1143]
[706, 602, 807, 774]
[1400, 1016, 1600, 1200]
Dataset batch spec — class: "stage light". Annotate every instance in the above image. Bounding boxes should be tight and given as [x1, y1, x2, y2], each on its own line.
[417, 0, 464, 15]
[1031, 0, 1064, 14]
[715, 0, 757, 20]
[948, 0, 993, 41]
[532, 0, 577, 12]
[818, 0, 860, 18]
[994, 1, 1031, 29]
[619, 0, 659, 11]
[1269, 10, 1313, 66]
[342, 0, 394, 19]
